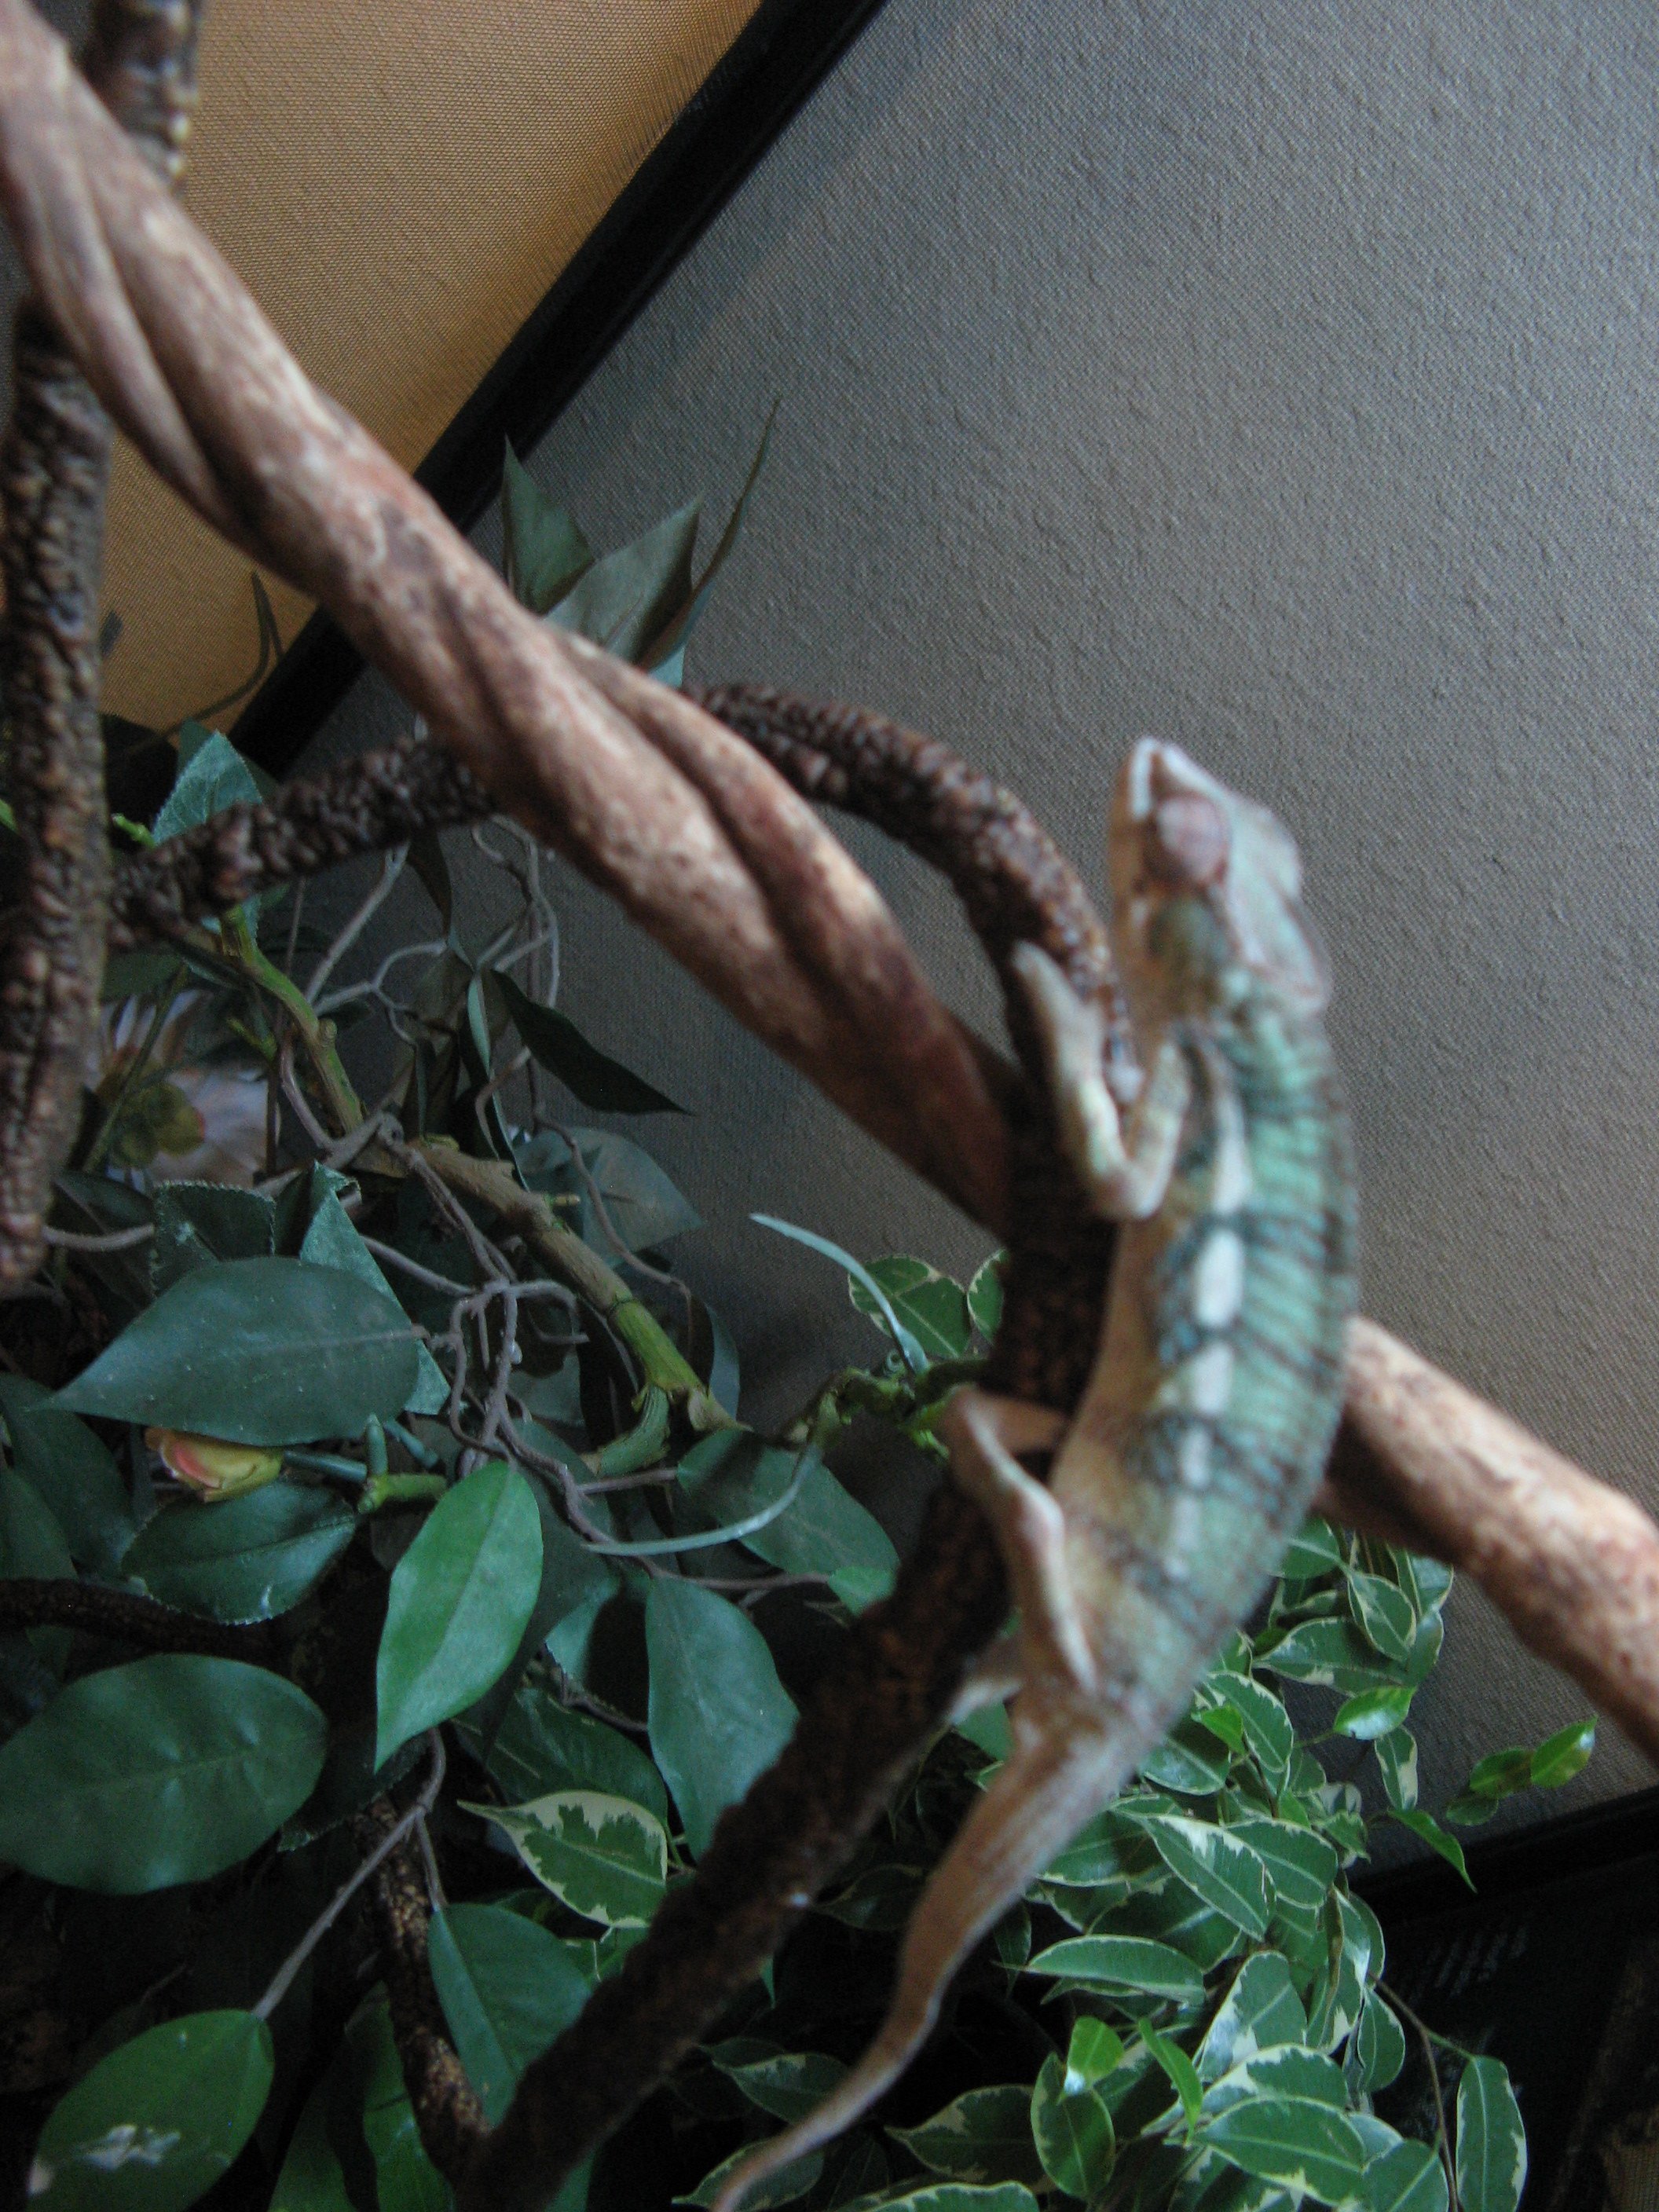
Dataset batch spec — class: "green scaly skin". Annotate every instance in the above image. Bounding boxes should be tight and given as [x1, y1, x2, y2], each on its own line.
[716, 739, 1358, 2212]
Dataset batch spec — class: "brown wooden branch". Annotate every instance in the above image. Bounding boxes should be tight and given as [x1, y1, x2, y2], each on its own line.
[0, 1574, 276, 1660]
[0, 0, 1009, 1235]
[1322, 1318, 1659, 1767]
[0, 0, 199, 1290]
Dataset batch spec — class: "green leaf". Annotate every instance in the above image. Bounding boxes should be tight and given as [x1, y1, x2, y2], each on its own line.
[348, 1992, 455, 2212]
[1025, 1936, 1207, 2005]
[840, 2192, 1039, 2212]
[0, 1375, 134, 1573]
[501, 443, 595, 613]
[679, 1430, 898, 1610]
[678, 2145, 822, 2210]
[1256, 1618, 1400, 1694]
[1364, 2141, 1448, 2212]
[493, 972, 686, 1115]
[150, 1182, 276, 1293]
[1066, 2019, 1126, 2089]
[891, 2087, 1044, 2186]
[1529, 1719, 1595, 1789]
[0, 1656, 325, 1891]
[646, 1577, 797, 1855]
[1278, 1518, 1344, 1579]
[1209, 1675, 1295, 1777]
[28, 2009, 273, 2210]
[1226, 1818, 1339, 1929]
[1374, 1727, 1419, 1811]
[1031, 2053, 1115, 2198]
[474, 1790, 668, 1927]
[847, 1256, 973, 1362]
[1333, 1686, 1415, 1741]
[1456, 2057, 1526, 2212]
[1197, 1954, 1307, 2081]
[518, 1126, 701, 1252]
[1142, 2023, 1205, 2128]
[427, 1901, 591, 2122]
[1199, 2096, 1365, 2204]
[460, 1680, 667, 1825]
[269, 2075, 352, 2212]
[375, 1460, 542, 1764]
[1346, 1572, 1418, 1664]
[644, 412, 773, 670]
[548, 499, 701, 664]
[0, 1465, 74, 1581]
[152, 730, 262, 841]
[298, 1188, 449, 1415]
[1393, 1550, 1454, 1618]
[1392, 1808, 1473, 1888]
[751, 1215, 928, 1372]
[57, 1258, 421, 1446]
[1350, 1991, 1407, 2093]
[717, 2050, 848, 2123]
[1137, 1817, 1271, 1936]
[1141, 1719, 1234, 1795]
[967, 1253, 1005, 1340]
[1203, 2045, 1347, 2112]
[122, 1485, 355, 1621]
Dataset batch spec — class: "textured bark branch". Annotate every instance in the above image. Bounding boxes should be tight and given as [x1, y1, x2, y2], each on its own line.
[0, 1574, 276, 1661]
[1322, 1318, 1659, 1767]
[0, 0, 199, 1290]
[0, 0, 1009, 1233]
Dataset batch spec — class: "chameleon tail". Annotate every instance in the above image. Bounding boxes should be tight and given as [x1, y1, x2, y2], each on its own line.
[711, 1723, 1132, 2212]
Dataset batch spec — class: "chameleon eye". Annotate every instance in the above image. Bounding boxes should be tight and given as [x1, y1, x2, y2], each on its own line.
[1147, 793, 1229, 888]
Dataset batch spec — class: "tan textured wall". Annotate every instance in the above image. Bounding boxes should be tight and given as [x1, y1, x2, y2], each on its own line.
[96, 0, 764, 730]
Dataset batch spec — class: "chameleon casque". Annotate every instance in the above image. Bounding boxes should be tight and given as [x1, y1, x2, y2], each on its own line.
[715, 736, 1358, 2211]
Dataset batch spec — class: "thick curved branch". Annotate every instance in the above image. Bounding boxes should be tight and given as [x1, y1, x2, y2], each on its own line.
[0, 0, 1009, 1232]
[1323, 1318, 1659, 1767]
[0, 0, 199, 1289]
[0, 1574, 276, 1661]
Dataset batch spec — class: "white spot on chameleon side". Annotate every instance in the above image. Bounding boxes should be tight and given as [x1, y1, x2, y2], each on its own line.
[1192, 1229, 1244, 1328]
[1185, 1341, 1234, 1416]
[1178, 1425, 1211, 1490]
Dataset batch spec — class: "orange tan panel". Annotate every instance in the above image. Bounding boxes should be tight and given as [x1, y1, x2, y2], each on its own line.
[97, 0, 764, 732]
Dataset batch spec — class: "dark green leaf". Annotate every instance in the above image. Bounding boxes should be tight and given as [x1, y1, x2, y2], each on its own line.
[0, 1375, 134, 1573]
[298, 1189, 448, 1415]
[844, 2192, 1039, 2212]
[679, 1430, 898, 1610]
[150, 1182, 276, 1293]
[348, 1992, 453, 2212]
[1463, 1746, 1532, 1799]
[493, 972, 685, 1115]
[1364, 2141, 1448, 2212]
[548, 500, 700, 664]
[1203, 2045, 1346, 2112]
[1140, 1719, 1233, 1795]
[891, 2087, 1044, 2186]
[0, 1654, 324, 1890]
[29, 2009, 273, 2211]
[1456, 2058, 1526, 2212]
[518, 1126, 701, 1251]
[716, 2050, 848, 2124]
[678, 2146, 822, 2210]
[152, 731, 262, 842]
[375, 1460, 543, 1764]
[644, 412, 773, 668]
[1529, 1719, 1595, 1789]
[57, 1258, 420, 1446]
[1137, 1816, 1270, 1936]
[1333, 1686, 1414, 1741]
[428, 1901, 591, 2122]
[646, 1577, 797, 1855]
[1200, 2096, 1364, 2204]
[1197, 1953, 1307, 2081]
[462, 1679, 666, 1824]
[122, 1484, 355, 1622]
[1350, 1992, 1407, 2093]
[0, 1465, 73, 1581]
[502, 443, 595, 612]
[1141, 2023, 1204, 2127]
[1256, 1617, 1400, 1694]
[269, 2074, 352, 2212]
[966, 1253, 1005, 1341]
[1031, 2052, 1115, 2197]
[1374, 1727, 1419, 1812]
[1277, 1518, 1344, 1580]
[848, 1256, 972, 1362]
[1025, 1936, 1206, 2005]
[1392, 1808, 1472, 1888]
[473, 1790, 668, 1927]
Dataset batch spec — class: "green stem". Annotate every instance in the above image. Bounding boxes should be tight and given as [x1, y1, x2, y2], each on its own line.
[361, 1474, 449, 1514]
[590, 1387, 671, 1478]
[84, 980, 180, 1173]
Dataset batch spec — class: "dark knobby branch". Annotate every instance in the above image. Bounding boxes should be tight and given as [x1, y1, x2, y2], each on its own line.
[0, 0, 200, 1290]
[0, 1574, 276, 1661]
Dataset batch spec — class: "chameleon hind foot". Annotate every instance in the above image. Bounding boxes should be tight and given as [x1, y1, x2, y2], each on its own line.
[939, 1386, 1095, 1698]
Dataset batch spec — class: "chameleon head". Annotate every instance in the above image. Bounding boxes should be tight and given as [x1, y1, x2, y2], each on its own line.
[1108, 738, 1330, 1020]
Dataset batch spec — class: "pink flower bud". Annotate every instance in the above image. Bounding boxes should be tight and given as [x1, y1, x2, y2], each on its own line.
[145, 1430, 284, 1500]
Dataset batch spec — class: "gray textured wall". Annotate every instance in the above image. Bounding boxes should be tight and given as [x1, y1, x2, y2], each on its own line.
[291, 0, 1659, 1826]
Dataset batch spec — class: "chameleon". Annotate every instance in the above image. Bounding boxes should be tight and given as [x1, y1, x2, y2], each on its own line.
[714, 735, 1358, 2212]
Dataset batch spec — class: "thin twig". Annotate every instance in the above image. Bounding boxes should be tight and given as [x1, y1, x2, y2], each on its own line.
[306, 844, 407, 1000]
[41, 1218, 152, 1251]
[253, 1730, 446, 2023]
